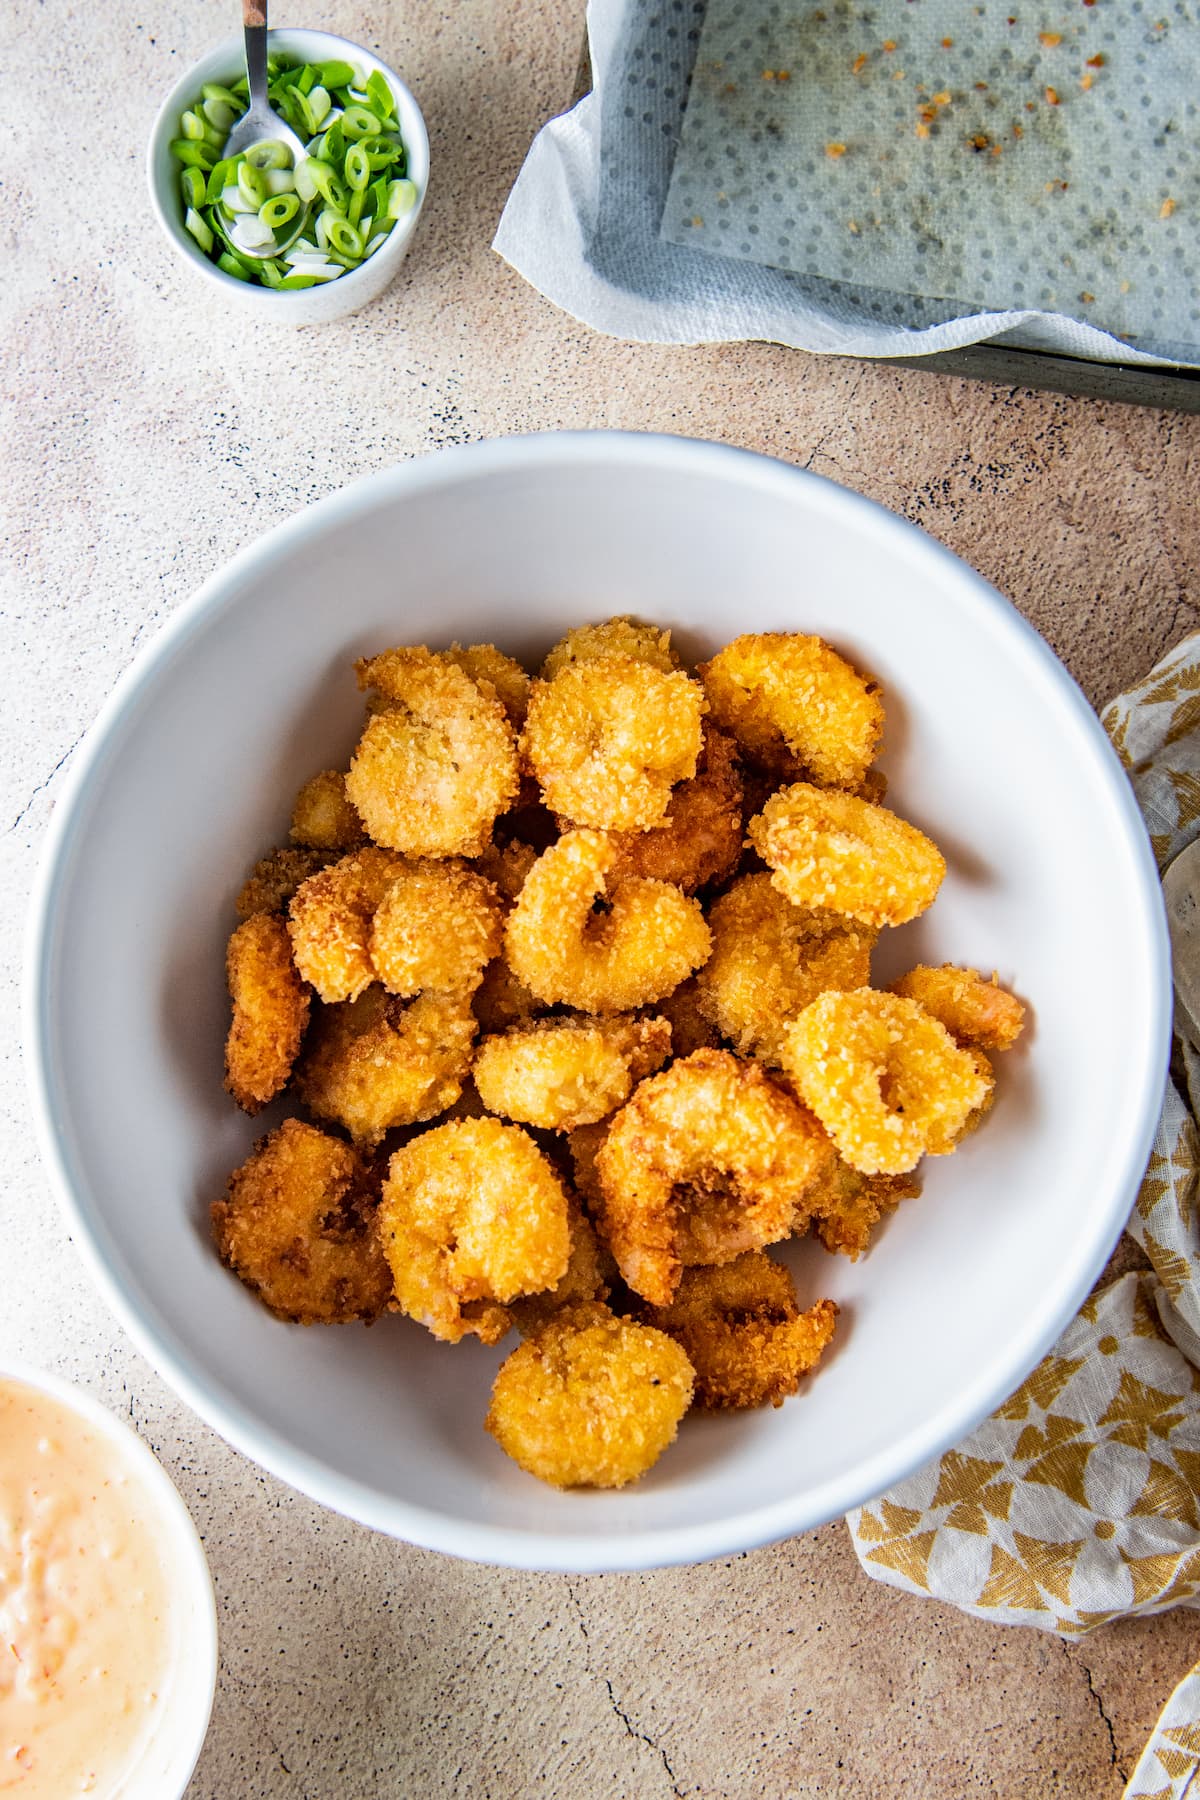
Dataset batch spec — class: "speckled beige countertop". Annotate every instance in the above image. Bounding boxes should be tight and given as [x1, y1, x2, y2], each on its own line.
[4, 2, 1200, 1794]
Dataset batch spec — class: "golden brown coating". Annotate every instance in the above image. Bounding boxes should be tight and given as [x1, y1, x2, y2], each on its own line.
[440, 642, 531, 728]
[474, 1014, 672, 1131]
[509, 1202, 612, 1335]
[522, 656, 706, 832]
[473, 839, 540, 908]
[599, 724, 744, 895]
[287, 847, 407, 1004]
[505, 830, 711, 1015]
[485, 1303, 694, 1487]
[566, 1120, 608, 1211]
[782, 989, 993, 1176]
[594, 1049, 836, 1306]
[297, 985, 477, 1147]
[696, 873, 876, 1066]
[540, 617, 679, 681]
[640, 1253, 838, 1409]
[379, 1117, 571, 1344]
[749, 783, 945, 928]
[346, 648, 520, 857]
[923, 1048, 997, 1154]
[889, 965, 1026, 1052]
[699, 632, 884, 789]
[289, 770, 364, 851]
[653, 978, 722, 1059]
[212, 1119, 391, 1325]
[472, 958, 545, 1035]
[805, 1140, 922, 1259]
[224, 913, 311, 1114]
[236, 847, 332, 919]
[370, 862, 502, 999]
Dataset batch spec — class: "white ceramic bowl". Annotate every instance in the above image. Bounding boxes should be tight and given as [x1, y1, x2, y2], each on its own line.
[147, 29, 429, 325]
[0, 1360, 217, 1796]
[27, 432, 1168, 1572]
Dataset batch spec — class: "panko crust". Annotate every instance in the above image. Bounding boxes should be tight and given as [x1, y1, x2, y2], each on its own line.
[290, 770, 364, 851]
[523, 655, 706, 832]
[485, 1303, 694, 1487]
[379, 1117, 571, 1344]
[510, 1202, 613, 1335]
[224, 912, 311, 1113]
[236, 847, 332, 918]
[287, 846, 407, 1004]
[346, 648, 520, 857]
[370, 861, 502, 999]
[473, 1013, 672, 1131]
[594, 1048, 836, 1306]
[599, 723, 745, 894]
[212, 1119, 391, 1325]
[804, 1137, 922, 1259]
[504, 830, 711, 1015]
[540, 617, 679, 681]
[297, 985, 477, 1146]
[699, 632, 883, 789]
[653, 977, 722, 1059]
[696, 873, 876, 1066]
[782, 989, 993, 1176]
[472, 957, 545, 1035]
[473, 839, 540, 908]
[889, 965, 1026, 1052]
[749, 783, 945, 928]
[440, 642, 531, 728]
[640, 1253, 838, 1409]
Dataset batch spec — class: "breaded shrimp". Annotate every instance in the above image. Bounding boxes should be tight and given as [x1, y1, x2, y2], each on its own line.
[473, 839, 540, 908]
[594, 1049, 835, 1305]
[599, 723, 744, 894]
[379, 1117, 571, 1344]
[369, 861, 502, 999]
[540, 617, 679, 680]
[236, 846, 332, 919]
[566, 1120, 608, 1212]
[472, 957, 545, 1035]
[653, 977, 722, 1059]
[640, 1253, 838, 1409]
[212, 1119, 391, 1325]
[224, 913, 311, 1113]
[699, 632, 883, 789]
[473, 1013, 672, 1130]
[782, 989, 993, 1176]
[523, 655, 706, 832]
[290, 770, 364, 851]
[696, 873, 876, 1065]
[287, 846, 407, 1004]
[509, 1201, 612, 1335]
[749, 783, 945, 928]
[889, 965, 1026, 1051]
[505, 830, 711, 1014]
[440, 642, 531, 728]
[804, 1138, 922, 1259]
[297, 985, 476, 1146]
[347, 648, 520, 856]
[485, 1303, 694, 1487]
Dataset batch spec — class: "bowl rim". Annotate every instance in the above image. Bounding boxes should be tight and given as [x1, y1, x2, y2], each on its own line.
[145, 26, 429, 313]
[24, 429, 1172, 1572]
[0, 1357, 218, 1793]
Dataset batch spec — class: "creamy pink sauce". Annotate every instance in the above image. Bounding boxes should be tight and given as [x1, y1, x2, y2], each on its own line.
[0, 1379, 175, 1797]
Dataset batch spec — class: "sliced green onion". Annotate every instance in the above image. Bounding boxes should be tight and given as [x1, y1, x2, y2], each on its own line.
[366, 70, 395, 118]
[293, 159, 320, 204]
[206, 156, 234, 202]
[246, 139, 291, 171]
[348, 187, 365, 227]
[319, 60, 356, 89]
[341, 104, 382, 140]
[260, 193, 300, 230]
[263, 167, 296, 196]
[217, 250, 253, 281]
[170, 139, 216, 170]
[180, 108, 208, 141]
[387, 178, 418, 219]
[323, 120, 346, 165]
[180, 166, 207, 208]
[363, 137, 403, 171]
[296, 62, 317, 95]
[325, 215, 363, 257]
[307, 160, 347, 209]
[237, 160, 268, 206]
[308, 85, 331, 127]
[202, 96, 237, 134]
[184, 206, 214, 252]
[202, 82, 244, 108]
[345, 143, 371, 191]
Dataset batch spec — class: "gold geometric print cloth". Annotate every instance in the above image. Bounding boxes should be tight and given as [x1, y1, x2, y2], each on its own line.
[845, 634, 1200, 1800]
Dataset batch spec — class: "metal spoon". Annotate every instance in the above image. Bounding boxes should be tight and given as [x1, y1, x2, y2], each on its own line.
[222, 0, 310, 257]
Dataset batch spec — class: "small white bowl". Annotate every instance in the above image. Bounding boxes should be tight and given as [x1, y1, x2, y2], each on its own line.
[147, 29, 428, 324]
[0, 1360, 217, 1797]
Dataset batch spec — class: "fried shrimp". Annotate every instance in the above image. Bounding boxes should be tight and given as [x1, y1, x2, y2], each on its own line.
[696, 873, 875, 1065]
[540, 616, 679, 680]
[640, 1253, 838, 1409]
[505, 830, 711, 1014]
[594, 1049, 835, 1305]
[436, 642, 531, 729]
[522, 656, 706, 831]
[297, 985, 476, 1146]
[236, 846, 332, 918]
[290, 770, 364, 851]
[782, 989, 992, 1176]
[379, 1117, 571, 1344]
[485, 1303, 694, 1487]
[649, 977, 721, 1059]
[287, 846, 407, 1004]
[473, 839, 540, 907]
[889, 964, 1026, 1051]
[369, 861, 501, 999]
[346, 648, 520, 856]
[212, 1119, 391, 1325]
[510, 1202, 612, 1335]
[699, 632, 883, 788]
[224, 913, 310, 1113]
[805, 1141, 922, 1259]
[472, 957, 544, 1034]
[599, 724, 744, 894]
[749, 783, 945, 927]
[474, 1013, 672, 1130]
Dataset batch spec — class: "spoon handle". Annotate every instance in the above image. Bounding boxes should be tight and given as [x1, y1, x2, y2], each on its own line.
[243, 1, 269, 109]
